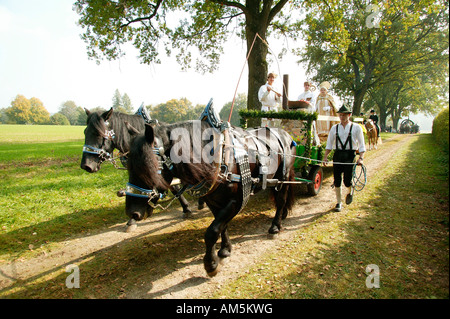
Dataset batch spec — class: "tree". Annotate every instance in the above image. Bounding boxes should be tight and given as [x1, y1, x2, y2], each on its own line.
[59, 100, 84, 125]
[365, 75, 448, 130]
[30, 97, 50, 124]
[74, 0, 303, 125]
[112, 89, 134, 113]
[297, 0, 449, 115]
[185, 103, 207, 121]
[5, 95, 32, 124]
[150, 98, 193, 123]
[122, 93, 134, 113]
[112, 89, 123, 112]
[220, 93, 247, 126]
[50, 113, 71, 125]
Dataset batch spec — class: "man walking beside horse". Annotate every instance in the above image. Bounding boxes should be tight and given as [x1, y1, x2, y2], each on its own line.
[323, 105, 366, 212]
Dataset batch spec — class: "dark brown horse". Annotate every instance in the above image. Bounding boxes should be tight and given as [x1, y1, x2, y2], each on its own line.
[80, 108, 193, 218]
[124, 120, 296, 276]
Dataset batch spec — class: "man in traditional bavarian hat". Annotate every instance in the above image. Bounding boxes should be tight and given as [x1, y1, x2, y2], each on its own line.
[323, 105, 366, 212]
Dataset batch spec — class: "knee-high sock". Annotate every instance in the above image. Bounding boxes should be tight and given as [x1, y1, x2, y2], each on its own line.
[346, 186, 352, 196]
[335, 187, 342, 204]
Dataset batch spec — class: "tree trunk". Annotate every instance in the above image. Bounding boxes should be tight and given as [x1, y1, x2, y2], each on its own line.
[244, 3, 269, 127]
[352, 89, 365, 116]
[379, 112, 387, 131]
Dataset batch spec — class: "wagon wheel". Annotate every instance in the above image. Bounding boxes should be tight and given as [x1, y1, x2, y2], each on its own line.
[400, 119, 414, 134]
[401, 119, 414, 126]
[307, 165, 323, 196]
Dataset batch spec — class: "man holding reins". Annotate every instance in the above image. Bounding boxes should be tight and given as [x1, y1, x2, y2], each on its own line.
[323, 105, 366, 212]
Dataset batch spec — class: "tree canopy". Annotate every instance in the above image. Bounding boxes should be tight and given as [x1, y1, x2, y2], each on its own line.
[149, 98, 205, 123]
[297, 0, 449, 122]
[73, 0, 304, 124]
[1, 95, 51, 125]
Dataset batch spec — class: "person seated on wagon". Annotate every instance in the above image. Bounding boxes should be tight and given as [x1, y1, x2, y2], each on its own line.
[258, 72, 281, 127]
[297, 81, 317, 114]
[315, 81, 339, 141]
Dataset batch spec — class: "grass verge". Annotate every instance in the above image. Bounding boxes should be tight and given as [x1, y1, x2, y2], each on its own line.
[211, 134, 449, 299]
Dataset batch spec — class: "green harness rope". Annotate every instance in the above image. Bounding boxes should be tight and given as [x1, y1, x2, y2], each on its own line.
[352, 163, 367, 192]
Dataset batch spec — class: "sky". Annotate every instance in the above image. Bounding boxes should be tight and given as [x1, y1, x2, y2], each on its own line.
[0, 0, 308, 114]
[0, 0, 434, 132]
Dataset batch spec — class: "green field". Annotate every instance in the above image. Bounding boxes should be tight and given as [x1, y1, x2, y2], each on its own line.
[0, 124, 128, 259]
[0, 125, 86, 163]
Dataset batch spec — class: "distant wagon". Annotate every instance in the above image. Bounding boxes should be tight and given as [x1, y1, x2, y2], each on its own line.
[399, 119, 419, 134]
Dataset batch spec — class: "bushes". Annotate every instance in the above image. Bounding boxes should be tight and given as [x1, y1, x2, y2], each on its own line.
[432, 108, 449, 152]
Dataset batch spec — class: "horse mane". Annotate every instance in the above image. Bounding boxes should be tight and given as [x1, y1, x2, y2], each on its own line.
[110, 112, 145, 153]
[86, 109, 145, 153]
[128, 120, 219, 190]
[128, 132, 168, 189]
[86, 112, 107, 138]
[163, 121, 219, 186]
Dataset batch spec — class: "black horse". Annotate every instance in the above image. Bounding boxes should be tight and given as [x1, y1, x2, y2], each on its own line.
[80, 108, 193, 217]
[124, 119, 296, 276]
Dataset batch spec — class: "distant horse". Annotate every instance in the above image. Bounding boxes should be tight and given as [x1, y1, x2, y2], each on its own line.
[124, 120, 296, 276]
[365, 119, 378, 150]
[80, 108, 193, 217]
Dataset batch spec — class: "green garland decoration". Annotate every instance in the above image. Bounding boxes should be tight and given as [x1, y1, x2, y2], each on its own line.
[238, 109, 322, 166]
[238, 109, 317, 126]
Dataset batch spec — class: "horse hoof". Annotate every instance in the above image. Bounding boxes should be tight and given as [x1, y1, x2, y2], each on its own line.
[268, 225, 280, 235]
[204, 259, 220, 277]
[218, 248, 231, 258]
[126, 224, 137, 233]
[268, 232, 279, 239]
[182, 211, 193, 219]
[198, 203, 205, 210]
[207, 267, 219, 277]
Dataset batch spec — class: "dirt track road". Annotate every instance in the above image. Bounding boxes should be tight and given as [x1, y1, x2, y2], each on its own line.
[0, 134, 413, 298]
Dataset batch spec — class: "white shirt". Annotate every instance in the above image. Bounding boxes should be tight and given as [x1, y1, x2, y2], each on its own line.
[297, 90, 316, 113]
[258, 83, 280, 111]
[326, 122, 366, 153]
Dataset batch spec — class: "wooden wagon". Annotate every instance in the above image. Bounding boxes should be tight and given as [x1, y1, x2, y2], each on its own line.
[239, 108, 325, 196]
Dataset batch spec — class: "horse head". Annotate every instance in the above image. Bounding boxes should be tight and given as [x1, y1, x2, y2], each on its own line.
[365, 119, 374, 130]
[124, 123, 171, 223]
[80, 108, 115, 173]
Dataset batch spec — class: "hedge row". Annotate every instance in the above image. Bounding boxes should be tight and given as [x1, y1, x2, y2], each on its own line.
[432, 107, 449, 152]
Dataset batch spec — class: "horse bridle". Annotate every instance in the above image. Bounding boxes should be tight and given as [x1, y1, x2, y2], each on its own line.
[83, 120, 116, 163]
[125, 137, 174, 205]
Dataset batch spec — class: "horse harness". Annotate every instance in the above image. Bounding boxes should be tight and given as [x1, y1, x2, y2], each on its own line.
[126, 100, 292, 214]
[82, 120, 116, 163]
[83, 109, 156, 168]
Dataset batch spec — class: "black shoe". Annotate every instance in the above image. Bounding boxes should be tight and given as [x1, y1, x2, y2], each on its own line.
[335, 203, 342, 212]
[346, 193, 353, 205]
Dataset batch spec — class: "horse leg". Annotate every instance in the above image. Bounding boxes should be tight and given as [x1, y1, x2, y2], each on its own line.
[197, 197, 205, 210]
[203, 200, 237, 276]
[178, 194, 193, 218]
[218, 226, 232, 258]
[269, 185, 289, 235]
